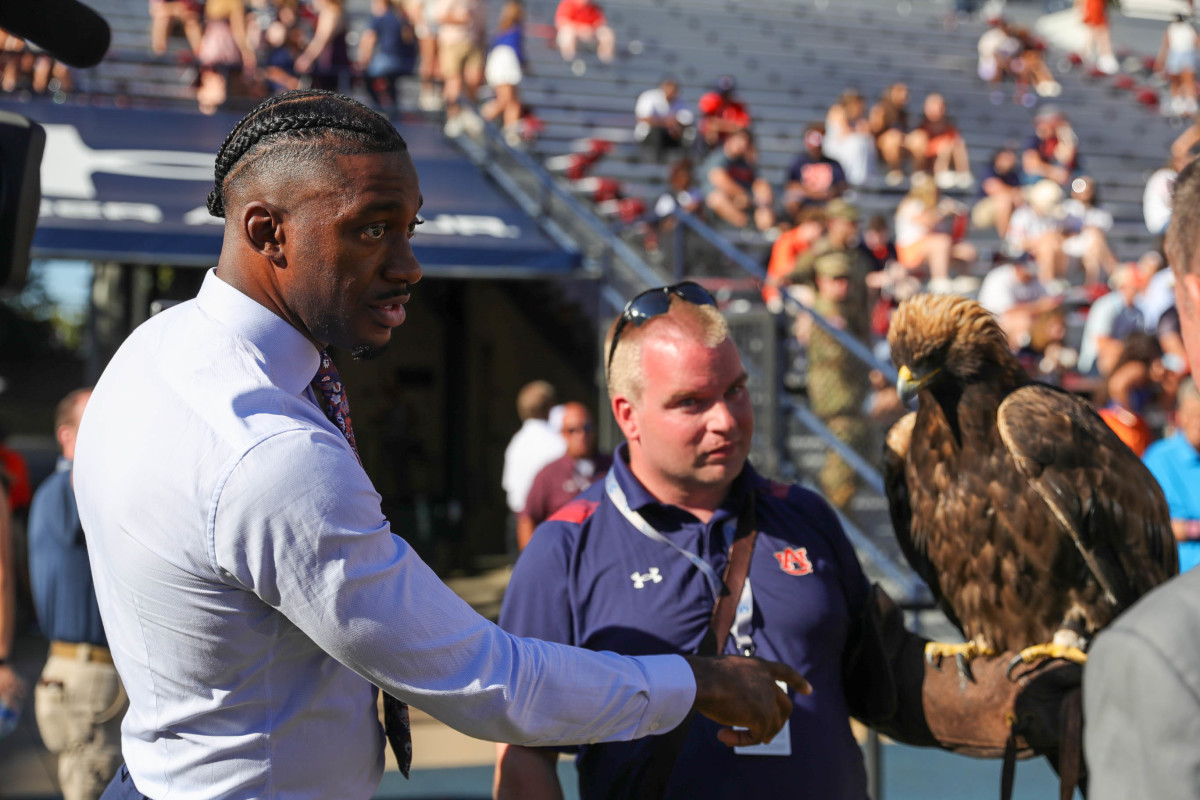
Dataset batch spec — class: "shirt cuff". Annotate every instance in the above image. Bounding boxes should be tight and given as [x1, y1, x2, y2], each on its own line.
[629, 654, 696, 739]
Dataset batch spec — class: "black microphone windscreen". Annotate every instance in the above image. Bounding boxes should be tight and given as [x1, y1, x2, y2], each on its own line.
[0, 0, 111, 68]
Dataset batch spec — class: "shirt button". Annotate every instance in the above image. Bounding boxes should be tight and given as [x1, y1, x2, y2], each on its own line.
[648, 722, 660, 731]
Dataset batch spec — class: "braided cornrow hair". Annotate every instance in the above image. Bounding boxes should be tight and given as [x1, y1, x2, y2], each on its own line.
[207, 89, 408, 218]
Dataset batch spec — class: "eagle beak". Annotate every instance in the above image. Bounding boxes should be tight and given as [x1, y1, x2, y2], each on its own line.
[897, 364, 940, 405]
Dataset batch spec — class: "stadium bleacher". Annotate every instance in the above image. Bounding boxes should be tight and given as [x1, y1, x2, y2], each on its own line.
[512, 0, 1175, 265]
[39, 0, 1178, 268]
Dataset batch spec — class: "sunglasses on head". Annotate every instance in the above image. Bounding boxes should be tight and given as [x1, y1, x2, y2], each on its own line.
[606, 282, 718, 373]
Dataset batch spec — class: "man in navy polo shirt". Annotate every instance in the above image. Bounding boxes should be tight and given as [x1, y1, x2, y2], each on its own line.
[495, 288, 871, 799]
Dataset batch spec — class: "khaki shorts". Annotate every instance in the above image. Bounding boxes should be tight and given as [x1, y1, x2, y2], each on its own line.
[35, 653, 127, 800]
[438, 39, 483, 79]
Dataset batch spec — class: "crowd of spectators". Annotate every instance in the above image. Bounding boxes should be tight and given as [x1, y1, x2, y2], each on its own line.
[976, 18, 1061, 102]
[0, 29, 72, 98]
[131, 0, 621, 131]
[601, 7, 1200, 537]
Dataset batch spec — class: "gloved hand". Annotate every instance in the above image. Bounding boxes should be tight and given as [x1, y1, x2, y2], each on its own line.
[843, 584, 1083, 759]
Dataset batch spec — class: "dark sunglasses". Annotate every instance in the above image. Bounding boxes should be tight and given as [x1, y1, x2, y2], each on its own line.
[606, 282, 718, 373]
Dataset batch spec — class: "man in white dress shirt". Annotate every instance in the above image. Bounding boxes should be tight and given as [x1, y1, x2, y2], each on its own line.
[501, 379, 565, 555]
[74, 90, 804, 800]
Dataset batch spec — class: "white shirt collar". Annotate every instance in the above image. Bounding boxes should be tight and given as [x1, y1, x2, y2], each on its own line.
[195, 269, 322, 397]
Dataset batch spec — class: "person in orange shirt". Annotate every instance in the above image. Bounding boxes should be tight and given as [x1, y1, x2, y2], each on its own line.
[1097, 333, 1177, 457]
[763, 206, 826, 310]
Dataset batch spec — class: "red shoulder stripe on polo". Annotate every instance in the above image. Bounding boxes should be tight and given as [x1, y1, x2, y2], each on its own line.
[547, 499, 600, 524]
[758, 479, 791, 500]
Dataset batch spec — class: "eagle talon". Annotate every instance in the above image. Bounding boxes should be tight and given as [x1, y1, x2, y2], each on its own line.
[1005, 652, 1026, 681]
[955, 652, 974, 683]
[1006, 642, 1089, 679]
[923, 640, 993, 673]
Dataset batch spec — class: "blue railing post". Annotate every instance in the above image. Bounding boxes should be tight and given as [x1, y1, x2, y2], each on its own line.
[672, 221, 686, 283]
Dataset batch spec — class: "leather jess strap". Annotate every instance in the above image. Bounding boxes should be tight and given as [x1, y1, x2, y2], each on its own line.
[633, 494, 760, 799]
[699, 497, 759, 657]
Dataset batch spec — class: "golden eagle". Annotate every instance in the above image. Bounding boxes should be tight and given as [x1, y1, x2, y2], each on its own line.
[883, 294, 1176, 672]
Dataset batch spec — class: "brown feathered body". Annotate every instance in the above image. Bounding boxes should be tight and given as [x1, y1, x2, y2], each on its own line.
[884, 294, 1176, 652]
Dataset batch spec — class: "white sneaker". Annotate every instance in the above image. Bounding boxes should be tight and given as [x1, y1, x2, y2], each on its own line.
[955, 171, 974, 190]
[443, 115, 464, 137]
[1036, 81, 1062, 98]
[1097, 54, 1119, 75]
[460, 110, 483, 137]
[951, 275, 981, 294]
[934, 170, 957, 190]
[1045, 278, 1070, 296]
[885, 169, 905, 187]
[419, 88, 444, 111]
[927, 277, 955, 294]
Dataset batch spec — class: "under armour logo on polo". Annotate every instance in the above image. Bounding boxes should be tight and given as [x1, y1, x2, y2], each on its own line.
[631, 568, 663, 588]
[774, 547, 814, 576]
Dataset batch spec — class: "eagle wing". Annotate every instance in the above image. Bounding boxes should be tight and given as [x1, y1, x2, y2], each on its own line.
[997, 384, 1178, 611]
[883, 411, 963, 633]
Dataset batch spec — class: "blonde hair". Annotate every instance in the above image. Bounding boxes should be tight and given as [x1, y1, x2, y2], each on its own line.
[904, 175, 938, 209]
[605, 298, 729, 402]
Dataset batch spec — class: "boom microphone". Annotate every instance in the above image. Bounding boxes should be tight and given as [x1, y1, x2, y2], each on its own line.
[0, 0, 111, 69]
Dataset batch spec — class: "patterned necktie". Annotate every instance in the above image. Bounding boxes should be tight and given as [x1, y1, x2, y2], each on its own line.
[311, 350, 413, 778]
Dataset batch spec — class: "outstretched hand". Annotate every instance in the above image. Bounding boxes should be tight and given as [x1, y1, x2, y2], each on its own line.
[683, 655, 809, 747]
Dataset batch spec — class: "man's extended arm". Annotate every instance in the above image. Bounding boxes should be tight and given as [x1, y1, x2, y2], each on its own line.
[494, 656, 807, 798]
[218, 433, 802, 748]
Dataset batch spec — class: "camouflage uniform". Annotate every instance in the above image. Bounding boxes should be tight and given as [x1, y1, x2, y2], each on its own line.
[803, 247, 873, 509]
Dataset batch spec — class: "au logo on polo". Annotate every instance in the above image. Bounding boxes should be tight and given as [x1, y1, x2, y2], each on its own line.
[630, 567, 663, 589]
[774, 547, 813, 576]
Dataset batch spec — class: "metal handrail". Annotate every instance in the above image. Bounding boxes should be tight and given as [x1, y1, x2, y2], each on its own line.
[671, 208, 898, 383]
[835, 508, 930, 602]
[667, 207, 932, 605]
[453, 118, 926, 601]
[451, 111, 664, 307]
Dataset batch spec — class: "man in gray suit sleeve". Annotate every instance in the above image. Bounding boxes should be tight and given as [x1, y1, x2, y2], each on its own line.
[1084, 157, 1200, 798]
